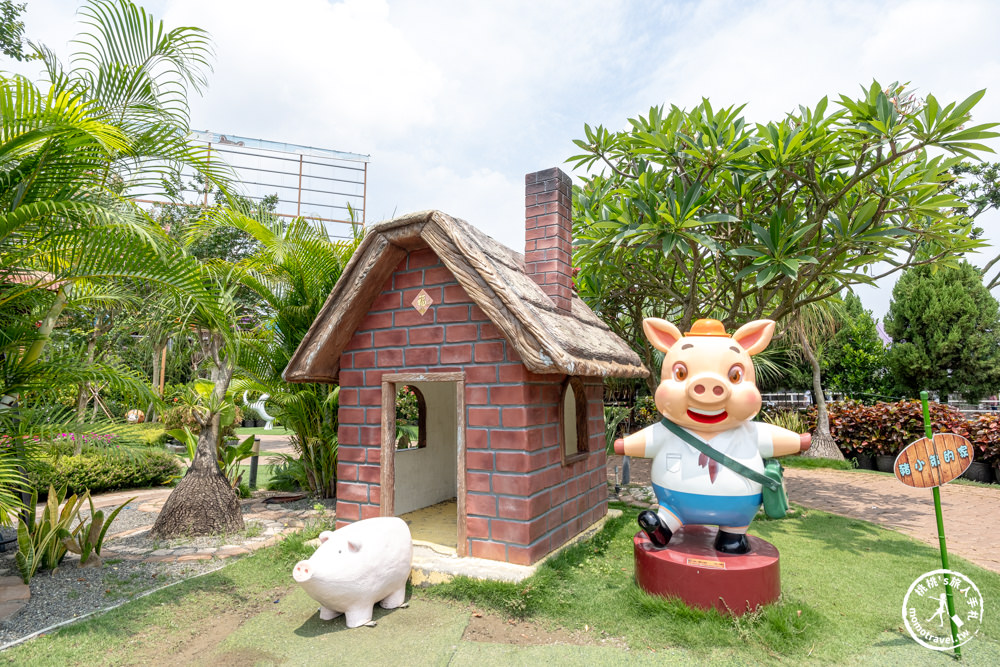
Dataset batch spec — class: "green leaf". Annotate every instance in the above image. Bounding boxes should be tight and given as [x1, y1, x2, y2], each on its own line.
[696, 213, 740, 224]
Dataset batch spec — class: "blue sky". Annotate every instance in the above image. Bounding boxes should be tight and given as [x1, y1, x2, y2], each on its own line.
[11, 0, 1000, 321]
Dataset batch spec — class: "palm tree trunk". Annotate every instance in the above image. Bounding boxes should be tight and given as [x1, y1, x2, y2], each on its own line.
[798, 328, 844, 460]
[151, 410, 243, 537]
[152, 336, 243, 537]
[75, 330, 100, 433]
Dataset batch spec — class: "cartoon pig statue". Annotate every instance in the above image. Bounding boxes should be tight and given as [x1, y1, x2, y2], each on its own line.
[292, 516, 413, 628]
[615, 318, 810, 554]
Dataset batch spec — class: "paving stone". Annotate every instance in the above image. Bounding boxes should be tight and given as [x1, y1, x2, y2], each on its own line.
[0, 577, 29, 602]
[216, 546, 250, 558]
[143, 555, 176, 563]
[175, 554, 212, 562]
[0, 600, 27, 621]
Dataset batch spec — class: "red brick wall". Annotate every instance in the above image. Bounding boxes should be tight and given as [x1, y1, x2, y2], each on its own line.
[336, 246, 607, 564]
[525, 168, 574, 313]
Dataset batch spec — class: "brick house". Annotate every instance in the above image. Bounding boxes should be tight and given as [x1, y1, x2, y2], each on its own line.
[284, 168, 646, 565]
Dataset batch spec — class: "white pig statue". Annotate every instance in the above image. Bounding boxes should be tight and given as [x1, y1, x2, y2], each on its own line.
[292, 516, 413, 628]
[615, 318, 811, 555]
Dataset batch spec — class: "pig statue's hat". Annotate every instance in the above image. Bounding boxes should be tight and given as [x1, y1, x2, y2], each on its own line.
[687, 319, 729, 337]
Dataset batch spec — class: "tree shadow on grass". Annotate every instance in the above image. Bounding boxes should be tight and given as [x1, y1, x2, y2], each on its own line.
[753, 504, 936, 564]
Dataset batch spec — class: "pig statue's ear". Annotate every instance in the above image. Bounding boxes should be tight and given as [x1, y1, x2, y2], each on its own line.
[732, 320, 776, 356]
[318, 531, 335, 544]
[643, 318, 684, 353]
[347, 539, 362, 553]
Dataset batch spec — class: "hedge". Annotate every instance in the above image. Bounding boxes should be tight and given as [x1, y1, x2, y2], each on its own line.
[807, 399, 1000, 466]
[25, 449, 180, 497]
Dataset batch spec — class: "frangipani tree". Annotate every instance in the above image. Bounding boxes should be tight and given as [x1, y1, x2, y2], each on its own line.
[570, 82, 997, 391]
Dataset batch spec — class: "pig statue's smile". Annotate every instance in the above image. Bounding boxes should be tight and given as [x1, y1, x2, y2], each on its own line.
[687, 408, 728, 424]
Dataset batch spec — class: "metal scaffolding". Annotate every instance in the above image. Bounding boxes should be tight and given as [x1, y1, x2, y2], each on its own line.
[139, 131, 370, 241]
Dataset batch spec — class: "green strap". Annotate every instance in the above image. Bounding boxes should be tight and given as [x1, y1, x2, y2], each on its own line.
[660, 418, 779, 492]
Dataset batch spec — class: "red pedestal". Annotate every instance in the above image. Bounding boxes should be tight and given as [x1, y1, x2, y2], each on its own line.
[633, 525, 780, 615]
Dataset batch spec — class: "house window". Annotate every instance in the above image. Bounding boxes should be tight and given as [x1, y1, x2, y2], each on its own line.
[560, 377, 588, 463]
[395, 384, 426, 450]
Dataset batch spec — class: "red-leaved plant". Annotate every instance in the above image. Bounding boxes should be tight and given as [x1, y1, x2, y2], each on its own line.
[964, 413, 1000, 467]
[807, 400, 969, 458]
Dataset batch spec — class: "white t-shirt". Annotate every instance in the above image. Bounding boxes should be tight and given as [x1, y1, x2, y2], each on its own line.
[643, 421, 773, 497]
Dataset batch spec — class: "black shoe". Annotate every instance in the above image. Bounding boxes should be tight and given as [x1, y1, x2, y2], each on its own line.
[638, 511, 673, 548]
[714, 530, 750, 554]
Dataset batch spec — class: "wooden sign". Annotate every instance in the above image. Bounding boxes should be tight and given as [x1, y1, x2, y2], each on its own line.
[894, 433, 974, 488]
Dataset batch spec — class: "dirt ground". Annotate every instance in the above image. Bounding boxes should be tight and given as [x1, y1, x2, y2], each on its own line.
[462, 609, 627, 648]
[606, 454, 652, 488]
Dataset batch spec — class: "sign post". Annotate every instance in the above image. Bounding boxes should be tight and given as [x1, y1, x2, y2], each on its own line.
[892, 391, 969, 658]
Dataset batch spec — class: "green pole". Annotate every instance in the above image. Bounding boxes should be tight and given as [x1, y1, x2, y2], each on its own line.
[921, 391, 962, 659]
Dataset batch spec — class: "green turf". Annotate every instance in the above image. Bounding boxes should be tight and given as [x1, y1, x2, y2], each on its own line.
[234, 426, 293, 436]
[426, 504, 1000, 663]
[781, 455, 855, 471]
[4, 504, 999, 665]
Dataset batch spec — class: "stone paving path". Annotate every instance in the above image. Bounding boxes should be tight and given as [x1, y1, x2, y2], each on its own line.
[784, 467, 1000, 574]
[101, 493, 326, 563]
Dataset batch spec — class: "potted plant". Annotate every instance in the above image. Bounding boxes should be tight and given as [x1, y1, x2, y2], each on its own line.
[242, 406, 259, 428]
[849, 442, 876, 470]
[988, 441, 1000, 484]
[963, 413, 998, 483]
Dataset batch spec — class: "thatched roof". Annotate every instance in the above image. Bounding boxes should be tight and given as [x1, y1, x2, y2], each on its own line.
[284, 210, 648, 382]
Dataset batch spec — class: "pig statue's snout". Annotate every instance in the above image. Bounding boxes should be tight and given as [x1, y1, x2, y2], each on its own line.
[293, 561, 313, 583]
[688, 374, 730, 403]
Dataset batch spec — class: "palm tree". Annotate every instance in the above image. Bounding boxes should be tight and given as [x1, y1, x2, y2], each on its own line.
[195, 207, 360, 497]
[0, 0, 228, 520]
[1, 0, 224, 403]
[788, 299, 846, 460]
[151, 262, 247, 537]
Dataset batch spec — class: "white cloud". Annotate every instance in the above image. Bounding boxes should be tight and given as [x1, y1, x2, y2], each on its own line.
[11, 0, 1000, 318]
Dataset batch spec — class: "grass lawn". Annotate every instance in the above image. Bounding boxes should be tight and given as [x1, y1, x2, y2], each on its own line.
[237, 462, 280, 491]
[234, 426, 294, 436]
[4, 505, 999, 664]
[781, 455, 855, 471]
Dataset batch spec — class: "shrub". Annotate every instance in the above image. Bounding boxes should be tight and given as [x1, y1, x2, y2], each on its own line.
[37, 426, 167, 457]
[806, 399, 967, 457]
[25, 449, 180, 497]
[118, 424, 168, 448]
[632, 396, 659, 428]
[965, 413, 1000, 467]
[160, 404, 242, 440]
[267, 457, 306, 492]
[761, 408, 807, 433]
[160, 404, 199, 433]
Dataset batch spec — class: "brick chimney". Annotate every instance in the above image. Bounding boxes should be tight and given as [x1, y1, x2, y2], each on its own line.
[524, 168, 574, 312]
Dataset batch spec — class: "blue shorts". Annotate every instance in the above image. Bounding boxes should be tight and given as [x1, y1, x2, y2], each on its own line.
[652, 483, 762, 528]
